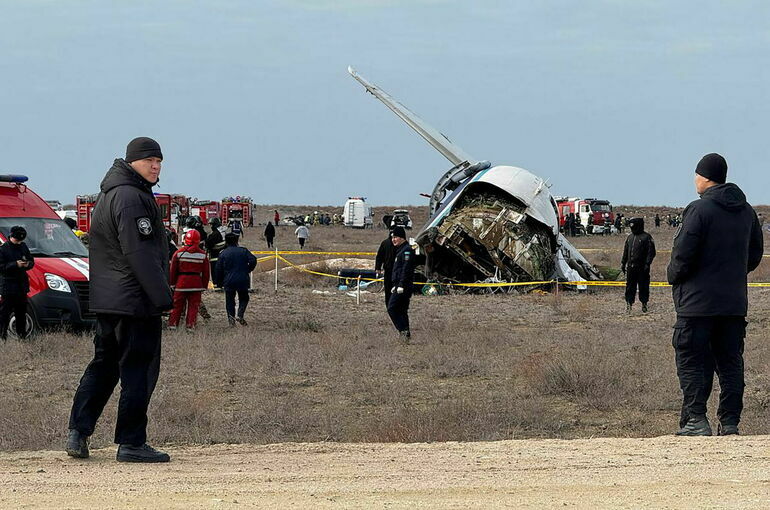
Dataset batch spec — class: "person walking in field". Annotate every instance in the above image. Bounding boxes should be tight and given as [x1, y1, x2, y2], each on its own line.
[621, 217, 656, 313]
[264, 221, 276, 249]
[667, 153, 763, 436]
[387, 226, 415, 342]
[67, 137, 172, 463]
[168, 229, 210, 331]
[215, 233, 257, 326]
[295, 224, 309, 249]
[274, 209, 280, 226]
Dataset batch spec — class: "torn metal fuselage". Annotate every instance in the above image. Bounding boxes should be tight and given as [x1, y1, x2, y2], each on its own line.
[416, 165, 601, 286]
[347, 66, 602, 286]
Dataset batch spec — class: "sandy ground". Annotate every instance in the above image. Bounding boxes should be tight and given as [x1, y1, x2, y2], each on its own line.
[1, 437, 769, 509]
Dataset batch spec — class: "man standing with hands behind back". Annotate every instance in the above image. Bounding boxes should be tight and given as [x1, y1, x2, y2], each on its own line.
[67, 137, 173, 462]
[667, 153, 763, 436]
[0, 226, 34, 340]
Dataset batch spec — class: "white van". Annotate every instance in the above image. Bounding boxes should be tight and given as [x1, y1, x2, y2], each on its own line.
[343, 197, 373, 228]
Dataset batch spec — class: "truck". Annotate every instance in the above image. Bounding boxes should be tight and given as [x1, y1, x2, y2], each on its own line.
[76, 194, 99, 233]
[343, 197, 373, 228]
[190, 200, 220, 224]
[555, 197, 615, 235]
[2, 175, 94, 336]
[221, 196, 252, 227]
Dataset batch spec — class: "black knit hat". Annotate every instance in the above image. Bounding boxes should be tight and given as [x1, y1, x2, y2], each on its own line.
[9, 226, 26, 241]
[391, 226, 407, 239]
[695, 153, 727, 184]
[125, 137, 163, 163]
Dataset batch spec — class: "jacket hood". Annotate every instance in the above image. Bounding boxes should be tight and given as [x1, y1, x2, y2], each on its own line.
[701, 183, 747, 211]
[629, 217, 644, 235]
[100, 159, 156, 194]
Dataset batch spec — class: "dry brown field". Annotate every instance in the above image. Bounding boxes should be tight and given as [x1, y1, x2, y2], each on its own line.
[1, 204, 770, 507]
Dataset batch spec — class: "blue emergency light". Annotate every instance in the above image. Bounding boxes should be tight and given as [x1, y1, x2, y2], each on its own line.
[0, 175, 29, 183]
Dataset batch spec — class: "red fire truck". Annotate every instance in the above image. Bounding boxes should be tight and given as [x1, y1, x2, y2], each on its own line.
[220, 196, 252, 226]
[2, 175, 94, 336]
[190, 200, 220, 224]
[76, 194, 98, 233]
[555, 197, 615, 235]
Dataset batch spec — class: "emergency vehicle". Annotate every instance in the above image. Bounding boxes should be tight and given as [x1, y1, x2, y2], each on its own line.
[1, 176, 93, 336]
[152, 193, 187, 231]
[555, 197, 614, 235]
[190, 200, 220, 224]
[343, 197, 373, 228]
[220, 196, 252, 226]
[76, 194, 98, 233]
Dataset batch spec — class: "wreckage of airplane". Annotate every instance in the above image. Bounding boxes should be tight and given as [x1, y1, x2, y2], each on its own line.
[348, 66, 601, 286]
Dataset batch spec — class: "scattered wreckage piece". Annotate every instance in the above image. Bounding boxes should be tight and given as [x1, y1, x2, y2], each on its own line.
[348, 67, 601, 288]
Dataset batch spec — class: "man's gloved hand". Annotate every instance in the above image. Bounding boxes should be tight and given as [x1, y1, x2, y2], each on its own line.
[644, 265, 650, 273]
[391, 286, 397, 294]
[396, 286, 404, 294]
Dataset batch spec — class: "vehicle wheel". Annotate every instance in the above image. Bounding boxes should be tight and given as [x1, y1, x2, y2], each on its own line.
[8, 306, 38, 340]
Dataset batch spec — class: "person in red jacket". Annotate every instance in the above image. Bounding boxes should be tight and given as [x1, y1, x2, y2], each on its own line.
[169, 229, 210, 330]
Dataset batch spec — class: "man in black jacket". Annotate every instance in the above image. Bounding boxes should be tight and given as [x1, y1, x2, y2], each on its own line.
[0, 226, 34, 340]
[206, 217, 226, 288]
[621, 218, 656, 313]
[667, 153, 763, 436]
[387, 226, 415, 342]
[375, 229, 395, 305]
[215, 233, 257, 326]
[67, 137, 173, 463]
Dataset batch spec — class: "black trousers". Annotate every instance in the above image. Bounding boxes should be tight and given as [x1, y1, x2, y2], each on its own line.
[672, 316, 746, 428]
[0, 293, 27, 339]
[69, 314, 162, 445]
[298, 238, 306, 248]
[383, 274, 393, 307]
[387, 292, 411, 333]
[225, 288, 249, 318]
[266, 238, 274, 248]
[625, 267, 650, 304]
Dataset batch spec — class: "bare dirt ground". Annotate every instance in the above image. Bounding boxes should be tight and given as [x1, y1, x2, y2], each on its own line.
[2, 436, 769, 509]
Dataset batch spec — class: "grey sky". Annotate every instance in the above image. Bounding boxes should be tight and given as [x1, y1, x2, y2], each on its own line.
[1, 0, 768, 208]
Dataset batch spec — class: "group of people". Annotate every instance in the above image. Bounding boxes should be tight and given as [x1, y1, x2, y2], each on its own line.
[55, 139, 765, 466]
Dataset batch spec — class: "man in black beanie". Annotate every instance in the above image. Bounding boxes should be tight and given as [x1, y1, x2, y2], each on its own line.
[387, 226, 415, 342]
[667, 152, 763, 436]
[67, 137, 173, 462]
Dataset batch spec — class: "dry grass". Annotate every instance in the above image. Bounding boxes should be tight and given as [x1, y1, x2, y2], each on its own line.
[2, 212, 770, 451]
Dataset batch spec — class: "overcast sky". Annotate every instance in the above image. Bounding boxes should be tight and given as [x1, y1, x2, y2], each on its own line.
[2, 0, 769, 208]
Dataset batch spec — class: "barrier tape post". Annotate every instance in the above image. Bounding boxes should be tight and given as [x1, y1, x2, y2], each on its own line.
[356, 276, 361, 305]
[274, 246, 279, 293]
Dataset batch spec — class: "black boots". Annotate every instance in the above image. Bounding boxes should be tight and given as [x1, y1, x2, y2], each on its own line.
[676, 415, 713, 436]
[718, 423, 739, 436]
[117, 443, 171, 463]
[65, 429, 90, 458]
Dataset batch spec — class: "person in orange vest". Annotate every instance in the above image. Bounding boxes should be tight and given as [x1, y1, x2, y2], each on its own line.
[169, 229, 210, 330]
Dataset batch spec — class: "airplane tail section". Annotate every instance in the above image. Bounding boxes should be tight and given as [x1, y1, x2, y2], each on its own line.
[348, 66, 475, 167]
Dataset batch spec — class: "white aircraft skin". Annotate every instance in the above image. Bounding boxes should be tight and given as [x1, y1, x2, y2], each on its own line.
[348, 67, 599, 282]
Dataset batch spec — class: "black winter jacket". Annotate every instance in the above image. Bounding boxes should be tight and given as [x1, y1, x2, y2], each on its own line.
[205, 228, 226, 262]
[621, 220, 656, 272]
[375, 237, 395, 276]
[215, 246, 257, 290]
[667, 183, 763, 317]
[89, 159, 173, 316]
[0, 241, 34, 295]
[391, 242, 415, 292]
